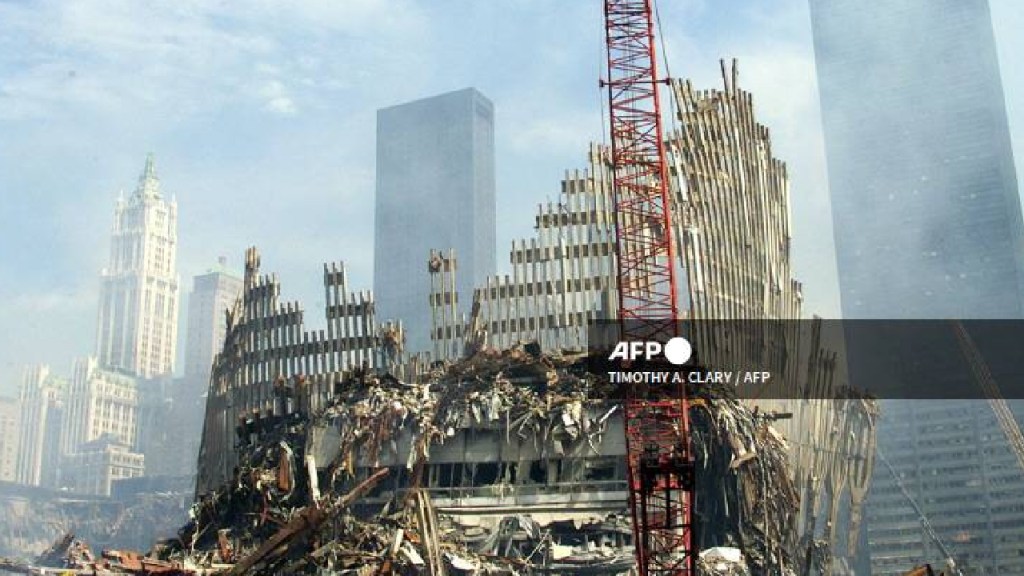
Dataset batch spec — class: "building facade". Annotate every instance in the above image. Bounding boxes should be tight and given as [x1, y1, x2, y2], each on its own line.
[58, 357, 144, 495]
[184, 260, 243, 381]
[15, 366, 64, 488]
[374, 88, 496, 355]
[164, 261, 245, 477]
[810, 0, 1024, 319]
[60, 436, 145, 497]
[95, 154, 180, 378]
[195, 249, 386, 494]
[134, 374, 179, 477]
[867, 400, 1024, 575]
[62, 357, 139, 454]
[809, 1, 1024, 573]
[0, 397, 20, 482]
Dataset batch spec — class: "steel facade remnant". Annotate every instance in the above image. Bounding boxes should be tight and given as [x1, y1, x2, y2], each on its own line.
[603, 1, 694, 575]
[194, 248, 390, 496]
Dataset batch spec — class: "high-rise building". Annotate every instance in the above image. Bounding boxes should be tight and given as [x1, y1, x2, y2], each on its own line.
[134, 374, 178, 477]
[809, 1, 1024, 573]
[15, 366, 65, 488]
[866, 399, 1024, 575]
[184, 259, 243, 380]
[170, 262, 243, 477]
[59, 357, 143, 495]
[95, 154, 180, 378]
[0, 397, 20, 482]
[810, 0, 1024, 319]
[61, 357, 139, 453]
[374, 88, 496, 354]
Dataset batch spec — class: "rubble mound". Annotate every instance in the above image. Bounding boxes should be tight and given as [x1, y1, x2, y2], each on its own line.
[20, 345, 800, 575]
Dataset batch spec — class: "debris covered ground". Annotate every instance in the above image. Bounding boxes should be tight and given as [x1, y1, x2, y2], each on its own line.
[0, 484, 189, 565]
[5, 344, 801, 575]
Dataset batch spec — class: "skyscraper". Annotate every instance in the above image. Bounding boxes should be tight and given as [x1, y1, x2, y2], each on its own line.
[174, 261, 242, 476]
[810, 0, 1024, 319]
[374, 88, 496, 354]
[15, 365, 64, 488]
[184, 260, 243, 380]
[95, 154, 180, 378]
[810, 1, 1024, 573]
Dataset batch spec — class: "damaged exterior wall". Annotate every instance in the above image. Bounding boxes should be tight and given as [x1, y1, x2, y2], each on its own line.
[428, 249, 465, 360]
[670, 64, 877, 573]
[446, 63, 805, 352]
[195, 248, 388, 496]
[464, 144, 620, 354]
[428, 62, 877, 573]
[669, 66, 801, 322]
[191, 62, 877, 575]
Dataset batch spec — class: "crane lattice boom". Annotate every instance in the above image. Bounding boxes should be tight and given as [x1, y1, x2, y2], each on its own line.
[602, 1, 696, 574]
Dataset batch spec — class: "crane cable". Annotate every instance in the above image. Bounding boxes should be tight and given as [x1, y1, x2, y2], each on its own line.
[952, 320, 1024, 475]
[653, 0, 681, 139]
[597, 9, 608, 156]
[877, 446, 966, 576]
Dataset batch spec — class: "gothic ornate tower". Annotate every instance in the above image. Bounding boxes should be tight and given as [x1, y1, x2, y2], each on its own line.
[95, 154, 179, 378]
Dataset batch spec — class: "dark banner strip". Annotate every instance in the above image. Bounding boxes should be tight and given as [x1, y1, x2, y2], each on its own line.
[586, 320, 1024, 399]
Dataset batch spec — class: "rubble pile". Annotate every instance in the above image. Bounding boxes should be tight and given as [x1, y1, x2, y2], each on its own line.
[168, 345, 614, 574]
[690, 389, 800, 573]
[316, 344, 612, 476]
[698, 547, 750, 575]
[9, 344, 803, 575]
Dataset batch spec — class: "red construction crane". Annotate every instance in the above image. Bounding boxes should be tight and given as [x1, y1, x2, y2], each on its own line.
[601, 1, 696, 574]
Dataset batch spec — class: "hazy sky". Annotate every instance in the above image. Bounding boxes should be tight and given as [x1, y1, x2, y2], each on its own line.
[3, 1, 1023, 396]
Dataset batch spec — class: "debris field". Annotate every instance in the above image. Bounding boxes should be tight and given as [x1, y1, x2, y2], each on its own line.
[6, 344, 800, 575]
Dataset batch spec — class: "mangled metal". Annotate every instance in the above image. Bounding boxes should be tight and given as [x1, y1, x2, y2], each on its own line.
[180, 345, 808, 574]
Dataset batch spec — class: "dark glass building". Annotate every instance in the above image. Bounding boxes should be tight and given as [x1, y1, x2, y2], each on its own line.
[373, 88, 496, 354]
[810, 1, 1024, 573]
[811, 0, 1024, 319]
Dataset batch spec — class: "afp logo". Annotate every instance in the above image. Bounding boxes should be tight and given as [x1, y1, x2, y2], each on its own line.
[608, 336, 693, 365]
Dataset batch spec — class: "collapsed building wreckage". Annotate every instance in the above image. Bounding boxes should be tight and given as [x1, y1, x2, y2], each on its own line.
[178, 63, 875, 576]
[186, 345, 805, 574]
[5, 64, 878, 575]
[7, 345, 825, 575]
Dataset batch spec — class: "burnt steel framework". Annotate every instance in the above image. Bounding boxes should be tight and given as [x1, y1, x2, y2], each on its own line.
[192, 63, 878, 576]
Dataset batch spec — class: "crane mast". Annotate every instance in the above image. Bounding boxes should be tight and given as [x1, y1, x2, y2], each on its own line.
[602, 1, 696, 574]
